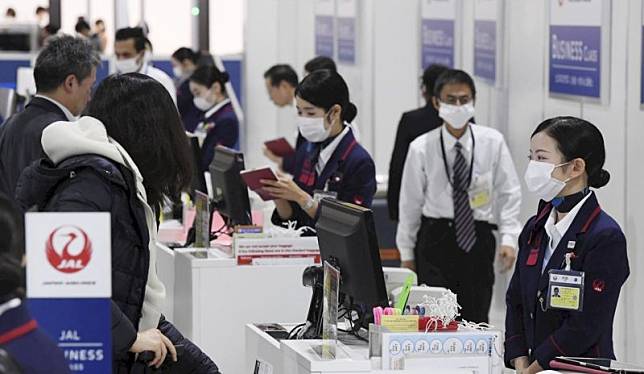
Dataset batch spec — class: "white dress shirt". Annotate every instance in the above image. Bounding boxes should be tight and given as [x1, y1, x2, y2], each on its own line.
[316, 124, 351, 174]
[35, 94, 76, 121]
[541, 192, 592, 272]
[396, 123, 522, 262]
[142, 65, 177, 105]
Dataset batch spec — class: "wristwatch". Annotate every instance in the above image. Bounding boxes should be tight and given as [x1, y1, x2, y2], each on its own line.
[302, 196, 315, 210]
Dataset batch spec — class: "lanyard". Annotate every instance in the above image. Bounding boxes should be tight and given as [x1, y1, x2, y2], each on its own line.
[439, 128, 475, 189]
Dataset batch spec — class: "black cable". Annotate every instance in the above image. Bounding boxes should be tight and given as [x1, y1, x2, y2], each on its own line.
[287, 323, 307, 340]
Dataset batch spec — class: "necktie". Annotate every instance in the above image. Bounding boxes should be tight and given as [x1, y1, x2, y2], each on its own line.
[453, 142, 477, 252]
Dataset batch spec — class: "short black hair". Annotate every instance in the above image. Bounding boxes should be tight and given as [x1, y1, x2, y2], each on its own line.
[532, 116, 610, 189]
[87, 74, 193, 210]
[5, 8, 15, 17]
[190, 65, 229, 94]
[75, 17, 90, 33]
[304, 56, 337, 74]
[95, 19, 104, 26]
[296, 70, 357, 123]
[0, 193, 24, 301]
[115, 27, 146, 52]
[264, 64, 298, 88]
[433, 69, 477, 100]
[36, 6, 48, 14]
[33, 35, 101, 93]
[422, 64, 449, 96]
[172, 47, 200, 64]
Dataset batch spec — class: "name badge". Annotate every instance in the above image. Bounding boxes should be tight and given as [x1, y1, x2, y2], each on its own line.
[468, 173, 492, 209]
[547, 269, 585, 312]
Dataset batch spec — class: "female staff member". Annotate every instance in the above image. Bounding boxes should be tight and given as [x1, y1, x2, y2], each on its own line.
[171, 47, 202, 132]
[190, 65, 239, 172]
[262, 70, 376, 229]
[505, 117, 629, 373]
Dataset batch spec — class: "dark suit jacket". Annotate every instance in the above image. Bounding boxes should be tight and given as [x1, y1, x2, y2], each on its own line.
[386, 104, 443, 221]
[0, 97, 67, 200]
[505, 193, 629, 369]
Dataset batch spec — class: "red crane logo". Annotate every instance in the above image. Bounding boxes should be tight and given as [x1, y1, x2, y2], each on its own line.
[45, 226, 93, 274]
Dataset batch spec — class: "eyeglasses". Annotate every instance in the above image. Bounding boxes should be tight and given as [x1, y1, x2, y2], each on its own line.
[440, 95, 473, 106]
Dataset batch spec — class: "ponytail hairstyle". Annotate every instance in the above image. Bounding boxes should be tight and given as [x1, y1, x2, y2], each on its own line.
[0, 194, 25, 302]
[295, 69, 357, 123]
[532, 116, 610, 188]
[171, 47, 201, 65]
[190, 65, 230, 95]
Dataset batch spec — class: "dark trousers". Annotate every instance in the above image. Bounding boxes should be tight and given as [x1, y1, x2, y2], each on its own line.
[413, 216, 496, 323]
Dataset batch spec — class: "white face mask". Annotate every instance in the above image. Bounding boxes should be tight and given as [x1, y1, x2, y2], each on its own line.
[297, 115, 331, 143]
[115, 57, 141, 74]
[172, 66, 183, 78]
[439, 102, 475, 129]
[524, 160, 571, 202]
[193, 95, 214, 111]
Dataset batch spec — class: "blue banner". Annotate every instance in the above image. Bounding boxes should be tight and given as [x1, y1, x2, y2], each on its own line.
[641, 26, 644, 104]
[549, 25, 601, 98]
[28, 298, 112, 373]
[421, 19, 455, 69]
[474, 20, 496, 81]
[337, 17, 356, 64]
[315, 15, 334, 58]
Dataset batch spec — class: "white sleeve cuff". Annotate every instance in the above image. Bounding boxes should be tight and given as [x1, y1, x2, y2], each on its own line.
[501, 233, 517, 249]
[398, 247, 415, 262]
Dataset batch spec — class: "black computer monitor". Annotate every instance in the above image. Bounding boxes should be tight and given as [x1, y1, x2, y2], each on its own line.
[209, 146, 252, 226]
[315, 198, 388, 309]
[188, 135, 207, 198]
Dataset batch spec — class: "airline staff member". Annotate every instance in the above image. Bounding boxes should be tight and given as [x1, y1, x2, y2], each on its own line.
[505, 117, 629, 373]
[171, 47, 203, 132]
[397, 69, 521, 323]
[189, 65, 239, 172]
[262, 70, 376, 229]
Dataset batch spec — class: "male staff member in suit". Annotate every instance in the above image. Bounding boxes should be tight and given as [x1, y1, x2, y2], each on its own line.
[387, 64, 448, 221]
[0, 35, 100, 201]
[397, 69, 521, 323]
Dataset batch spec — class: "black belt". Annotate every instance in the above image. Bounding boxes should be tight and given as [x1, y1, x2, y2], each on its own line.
[421, 216, 498, 231]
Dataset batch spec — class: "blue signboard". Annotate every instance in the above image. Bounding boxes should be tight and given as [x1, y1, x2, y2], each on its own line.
[549, 25, 601, 98]
[28, 298, 112, 373]
[474, 20, 496, 81]
[421, 19, 455, 68]
[315, 15, 334, 58]
[337, 17, 356, 64]
[641, 26, 644, 104]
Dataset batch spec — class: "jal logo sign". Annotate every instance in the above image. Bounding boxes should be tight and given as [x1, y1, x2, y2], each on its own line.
[26, 213, 111, 299]
[46, 226, 93, 273]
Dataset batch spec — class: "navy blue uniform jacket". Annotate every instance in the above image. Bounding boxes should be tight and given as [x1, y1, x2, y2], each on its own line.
[505, 192, 629, 369]
[176, 79, 204, 133]
[0, 302, 69, 373]
[272, 127, 376, 229]
[200, 101, 239, 172]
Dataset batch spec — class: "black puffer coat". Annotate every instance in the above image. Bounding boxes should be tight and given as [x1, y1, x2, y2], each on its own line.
[16, 155, 220, 373]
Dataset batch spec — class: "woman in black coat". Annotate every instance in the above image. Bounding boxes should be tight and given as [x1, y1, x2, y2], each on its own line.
[16, 74, 220, 373]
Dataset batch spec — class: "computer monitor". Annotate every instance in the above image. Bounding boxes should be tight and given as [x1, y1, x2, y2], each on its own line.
[209, 146, 252, 226]
[315, 198, 388, 309]
[188, 135, 207, 198]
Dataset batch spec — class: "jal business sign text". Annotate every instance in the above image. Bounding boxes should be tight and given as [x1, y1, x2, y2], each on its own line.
[549, 0, 607, 99]
[474, 0, 501, 82]
[337, 0, 358, 64]
[421, 0, 457, 69]
[26, 212, 112, 373]
[315, 0, 335, 58]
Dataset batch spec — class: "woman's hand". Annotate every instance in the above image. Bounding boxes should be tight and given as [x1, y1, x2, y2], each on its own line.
[401, 260, 416, 272]
[511, 356, 530, 374]
[261, 174, 308, 205]
[263, 147, 283, 168]
[130, 328, 177, 368]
